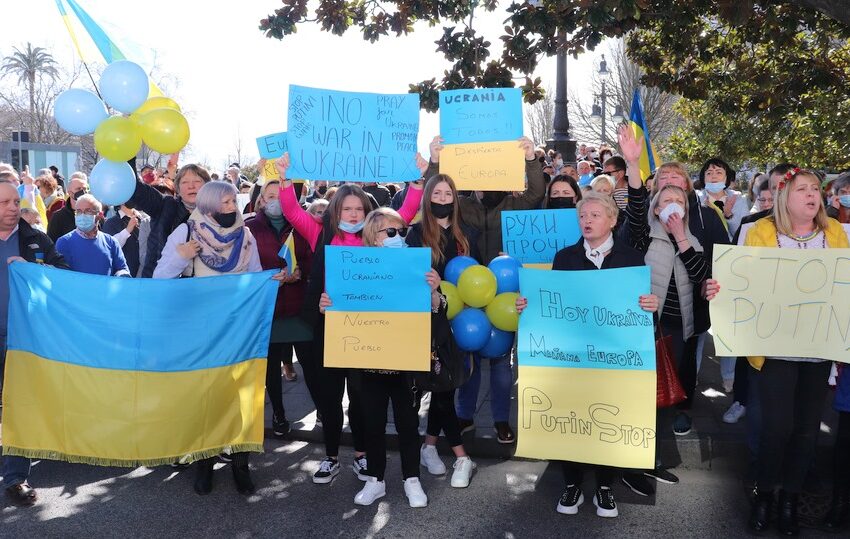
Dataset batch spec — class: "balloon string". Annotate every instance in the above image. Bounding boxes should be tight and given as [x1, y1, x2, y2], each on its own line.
[82, 60, 103, 100]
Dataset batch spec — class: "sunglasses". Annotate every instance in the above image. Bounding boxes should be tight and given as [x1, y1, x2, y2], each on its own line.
[379, 227, 409, 238]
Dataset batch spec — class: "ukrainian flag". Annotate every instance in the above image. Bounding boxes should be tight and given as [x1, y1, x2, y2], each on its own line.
[278, 231, 298, 272]
[628, 89, 661, 182]
[1, 263, 278, 466]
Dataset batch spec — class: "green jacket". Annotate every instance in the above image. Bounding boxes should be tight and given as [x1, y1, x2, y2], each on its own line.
[427, 158, 546, 264]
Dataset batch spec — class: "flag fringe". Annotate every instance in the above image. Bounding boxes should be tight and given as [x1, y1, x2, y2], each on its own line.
[1, 444, 265, 468]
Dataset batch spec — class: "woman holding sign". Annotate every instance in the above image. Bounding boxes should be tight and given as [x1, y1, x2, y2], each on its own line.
[407, 173, 480, 488]
[319, 207, 441, 508]
[276, 153, 426, 485]
[516, 192, 659, 518]
[737, 168, 849, 535]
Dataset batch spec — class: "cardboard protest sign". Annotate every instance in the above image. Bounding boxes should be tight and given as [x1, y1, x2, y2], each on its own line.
[516, 267, 657, 469]
[440, 88, 523, 144]
[286, 85, 421, 183]
[501, 209, 581, 266]
[255, 132, 288, 180]
[710, 245, 850, 362]
[439, 141, 525, 191]
[324, 246, 431, 371]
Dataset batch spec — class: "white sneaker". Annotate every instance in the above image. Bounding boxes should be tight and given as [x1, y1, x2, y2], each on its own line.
[354, 476, 386, 506]
[403, 477, 428, 508]
[723, 401, 746, 424]
[722, 379, 734, 393]
[450, 456, 476, 488]
[420, 444, 447, 475]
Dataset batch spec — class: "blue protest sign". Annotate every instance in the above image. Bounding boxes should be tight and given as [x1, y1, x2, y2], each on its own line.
[439, 88, 523, 144]
[501, 209, 581, 265]
[256, 132, 288, 159]
[517, 266, 655, 371]
[324, 246, 431, 312]
[286, 85, 421, 182]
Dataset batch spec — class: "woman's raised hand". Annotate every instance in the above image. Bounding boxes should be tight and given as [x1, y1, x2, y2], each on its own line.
[429, 136, 444, 163]
[617, 124, 642, 164]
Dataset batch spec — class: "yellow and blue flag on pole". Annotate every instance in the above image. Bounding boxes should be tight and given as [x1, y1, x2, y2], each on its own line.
[628, 89, 661, 182]
[1, 263, 278, 466]
[278, 231, 298, 272]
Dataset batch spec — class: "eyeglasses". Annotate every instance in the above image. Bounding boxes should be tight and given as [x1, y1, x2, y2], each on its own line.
[757, 197, 772, 203]
[603, 169, 624, 174]
[379, 227, 409, 238]
[74, 209, 98, 216]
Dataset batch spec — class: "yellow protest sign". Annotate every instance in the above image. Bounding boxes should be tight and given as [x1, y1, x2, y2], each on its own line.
[261, 158, 280, 180]
[710, 245, 850, 362]
[324, 311, 430, 370]
[439, 141, 525, 191]
[517, 367, 657, 469]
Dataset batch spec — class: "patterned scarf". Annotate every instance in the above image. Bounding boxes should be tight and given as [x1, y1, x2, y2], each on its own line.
[187, 209, 253, 274]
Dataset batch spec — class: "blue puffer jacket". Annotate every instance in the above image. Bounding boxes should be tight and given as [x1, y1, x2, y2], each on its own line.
[836, 366, 850, 413]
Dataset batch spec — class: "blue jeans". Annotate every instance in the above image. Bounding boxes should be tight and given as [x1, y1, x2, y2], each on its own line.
[456, 353, 513, 423]
[1, 336, 32, 488]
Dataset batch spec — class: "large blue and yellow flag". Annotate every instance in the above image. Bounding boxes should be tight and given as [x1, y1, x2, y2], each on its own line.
[628, 89, 661, 182]
[1, 263, 278, 466]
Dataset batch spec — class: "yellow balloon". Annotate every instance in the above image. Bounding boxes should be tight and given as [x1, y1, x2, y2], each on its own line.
[94, 116, 142, 162]
[485, 292, 519, 332]
[130, 96, 181, 122]
[440, 281, 463, 320]
[457, 265, 497, 308]
[138, 108, 190, 154]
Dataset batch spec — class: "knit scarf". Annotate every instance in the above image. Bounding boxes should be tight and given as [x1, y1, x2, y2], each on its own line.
[187, 209, 253, 274]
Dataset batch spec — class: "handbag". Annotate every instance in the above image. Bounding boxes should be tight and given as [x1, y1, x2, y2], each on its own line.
[412, 302, 471, 393]
[656, 328, 686, 408]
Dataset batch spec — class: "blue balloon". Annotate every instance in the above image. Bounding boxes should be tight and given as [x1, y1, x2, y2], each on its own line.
[54, 88, 108, 136]
[479, 328, 515, 358]
[99, 61, 149, 114]
[488, 255, 522, 294]
[444, 255, 477, 285]
[450, 308, 492, 352]
[89, 159, 136, 206]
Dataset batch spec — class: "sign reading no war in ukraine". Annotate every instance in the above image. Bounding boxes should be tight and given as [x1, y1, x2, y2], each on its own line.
[501, 209, 582, 267]
[439, 88, 523, 144]
[515, 267, 657, 469]
[710, 245, 850, 362]
[323, 246, 431, 371]
[286, 85, 421, 183]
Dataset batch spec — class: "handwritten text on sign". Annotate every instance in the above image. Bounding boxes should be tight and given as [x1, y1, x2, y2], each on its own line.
[286, 85, 421, 183]
[439, 88, 522, 144]
[256, 131, 288, 159]
[502, 209, 582, 265]
[710, 245, 850, 362]
[439, 141, 525, 191]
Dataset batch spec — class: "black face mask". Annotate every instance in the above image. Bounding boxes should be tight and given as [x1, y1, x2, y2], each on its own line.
[431, 202, 454, 219]
[72, 189, 86, 200]
[213, 211, 237, 228]
[548, 197, 576, 209]
[481, 192, 507, 209]
[317, 186, 327, 195]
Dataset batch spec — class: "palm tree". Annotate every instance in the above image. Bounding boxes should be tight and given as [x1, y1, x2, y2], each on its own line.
[1, 43, 60, 128]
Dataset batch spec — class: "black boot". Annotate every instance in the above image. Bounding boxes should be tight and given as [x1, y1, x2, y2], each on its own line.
[777, 490, 799, 536]
[824, 486, 850, 532]
[231, 452, 255, 495]
[193, 458, 215, 495]
[748, 489, 773, 534]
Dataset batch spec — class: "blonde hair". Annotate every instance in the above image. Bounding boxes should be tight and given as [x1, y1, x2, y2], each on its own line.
[771, 169, 829, 236]
[576, 191, 619, 221]
[307, 198, 329, 216]
[652, 162, 692, 194]
[649, 185, 690, 224]
[590, 174, 615, 191]
[362, 207, 404, 247]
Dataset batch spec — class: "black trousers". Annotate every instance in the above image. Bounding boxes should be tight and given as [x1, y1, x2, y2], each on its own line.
[426, 389, 463, 447]
[360, 372, 421, 481]
[834, 411, 850, 490]
[266, 341, 316, 418]
[732, 356, 750, 405]
[757, 359, 831, 493]
[561, 461, 614, 488]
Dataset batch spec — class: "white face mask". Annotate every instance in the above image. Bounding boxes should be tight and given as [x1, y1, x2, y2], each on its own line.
[659, 202, 685, 224]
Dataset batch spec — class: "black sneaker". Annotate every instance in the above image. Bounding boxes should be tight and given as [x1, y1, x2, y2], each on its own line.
[556, 484, 584, 515]
[273, 414, 291, 437]
[352, 455, 369, 481]
[672, 412, 692, 436]
[313, 457, 340, 484]
[494, 422, 516, 444]
[594, 487, 618, 517]
[218, 452, 232, 463]
[459, 418, 475, 435]
[644, 468, 679, 484]
[622, 472, 655, 496]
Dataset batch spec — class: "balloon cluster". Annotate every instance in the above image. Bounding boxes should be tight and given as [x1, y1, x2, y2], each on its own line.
[443, 255, 521, 357]
[54, 61, 190, 206]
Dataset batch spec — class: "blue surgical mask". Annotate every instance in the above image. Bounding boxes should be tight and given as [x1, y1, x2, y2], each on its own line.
[579, 173, 594, 186]
[264, 199, 283, 218]
[840, 195, 850, 208]
[338, 220, 365, 234]
[382, 234, 407, 248]
[75, 214, 96, 232]
[704, 182, 726, 194]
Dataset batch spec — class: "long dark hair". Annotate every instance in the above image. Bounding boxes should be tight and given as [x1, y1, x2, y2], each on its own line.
[421, 174, 470, 267]
[544, 175, 582, 208]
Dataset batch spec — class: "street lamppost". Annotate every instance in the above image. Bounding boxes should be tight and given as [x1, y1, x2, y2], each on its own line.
[590, 54, 624, 145]
[547, 30, 577, 164]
